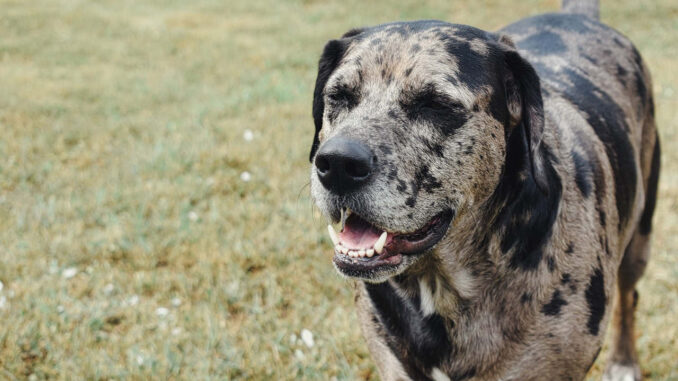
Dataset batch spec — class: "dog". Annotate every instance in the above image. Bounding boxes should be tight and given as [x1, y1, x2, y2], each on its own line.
[308, 0, 660, 379]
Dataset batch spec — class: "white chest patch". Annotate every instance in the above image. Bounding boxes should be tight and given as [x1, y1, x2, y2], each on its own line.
[431, 367, 451, 381]
[419, 279, 436, 316]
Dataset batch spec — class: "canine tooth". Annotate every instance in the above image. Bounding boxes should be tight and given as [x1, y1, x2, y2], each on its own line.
[366, 249, 375, 257]
[341, 208, 351, 231]
[327, 225, 340, 246]
[374, 231, 387, 254]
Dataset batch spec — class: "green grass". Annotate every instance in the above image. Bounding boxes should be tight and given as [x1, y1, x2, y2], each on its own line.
[0, 0, 676, 379]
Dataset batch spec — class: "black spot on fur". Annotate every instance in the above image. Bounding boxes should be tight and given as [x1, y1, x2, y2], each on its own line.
[366, 282, 452, 377]
[403, 165, 440, 207]
[597, 208, 607, 227]
[521, 292, 532, 304]
[421, 138, 445, 157]
[519, 31, 567, 55]
[572, 150, 592, 197]
[585, 268, 606, 335]
[406, 195, 416, 208]
[554, 67, 637, 231]
[397, 180, 407, 192]
[547, 256, 556, 272]
[639, 137, 660, 235]
[565, 242, 574, 254]
[561, 273, 571, 284]
[445, 38, 490, 91]
[542, 289, 568, 316]
[404, 67, 414, 77]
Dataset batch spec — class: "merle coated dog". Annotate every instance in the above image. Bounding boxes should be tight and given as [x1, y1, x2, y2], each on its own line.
[308, 0, 660, 379]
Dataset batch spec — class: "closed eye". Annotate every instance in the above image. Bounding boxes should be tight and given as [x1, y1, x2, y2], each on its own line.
[326, 85, 359, 109]
[401, 86, 468, 135]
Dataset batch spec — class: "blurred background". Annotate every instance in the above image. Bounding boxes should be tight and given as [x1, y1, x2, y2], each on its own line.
[0, 0, 675, 379]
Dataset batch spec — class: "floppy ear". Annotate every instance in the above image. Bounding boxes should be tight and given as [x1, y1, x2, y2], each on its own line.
[310, 39, 349, 162]
[501, 42, 549, 193]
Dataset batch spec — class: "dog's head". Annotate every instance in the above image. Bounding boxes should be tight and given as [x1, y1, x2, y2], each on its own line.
[309, 21, 546, 282]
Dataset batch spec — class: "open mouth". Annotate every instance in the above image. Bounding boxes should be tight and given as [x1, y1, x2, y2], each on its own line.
[327, 209, 454, 275]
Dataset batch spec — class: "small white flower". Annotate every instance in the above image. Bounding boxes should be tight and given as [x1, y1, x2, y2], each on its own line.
[243, 130, 254, 141]
[301, 329, 314, 348]
[62, 267, 78, 279]
[188, 211, 198, 222]
[171, 297, 182, 307]
[156, 307, 170, 317]
[171, 327, 182, 336]
[136, 354, 144, 365]
[294, 349, 305, 360]
[103, 283, 114, 295]
[290, 333, 297, 345]
[0, 295, 6, 310]
[56, 305, 64, 313]
[0, 280, 4, 292]
[240, 171, 251, 182]
[127, 295, 139, 306]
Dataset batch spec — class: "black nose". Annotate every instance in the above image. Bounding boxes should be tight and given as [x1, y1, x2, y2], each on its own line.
[314, 137, 374, 194]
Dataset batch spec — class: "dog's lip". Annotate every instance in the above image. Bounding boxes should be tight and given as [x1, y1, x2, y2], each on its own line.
[331, 210, 454, 274]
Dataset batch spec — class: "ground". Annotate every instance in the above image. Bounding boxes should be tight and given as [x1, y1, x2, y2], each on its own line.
[0, 0, 675, 379]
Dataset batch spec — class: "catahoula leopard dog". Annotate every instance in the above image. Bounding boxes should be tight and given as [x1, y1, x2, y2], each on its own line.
[308, 0, 660, 380]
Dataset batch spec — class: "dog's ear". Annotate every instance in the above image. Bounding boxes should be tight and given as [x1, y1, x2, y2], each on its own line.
[310, 30, 362, 162]
[500, 37, 549, 193]
[310, 39, 347, 162]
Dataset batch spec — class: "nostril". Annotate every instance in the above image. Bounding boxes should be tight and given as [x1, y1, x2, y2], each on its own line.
[315, 156, 330, 174]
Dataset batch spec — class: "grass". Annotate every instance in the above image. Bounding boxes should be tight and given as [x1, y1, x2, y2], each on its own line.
[0, 0, 675, 379]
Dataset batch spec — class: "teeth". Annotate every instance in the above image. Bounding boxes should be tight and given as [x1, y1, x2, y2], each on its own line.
[341, 208, 351, 231]
[374, 231, 387, 254]
[332, 224, 387, 259]
[327, 225, 339, 246]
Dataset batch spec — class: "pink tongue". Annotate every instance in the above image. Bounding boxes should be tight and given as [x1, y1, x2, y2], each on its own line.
[339, 216, 381, 249]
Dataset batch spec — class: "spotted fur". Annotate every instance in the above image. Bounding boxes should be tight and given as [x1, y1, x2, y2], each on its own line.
[309, 1, 659, 380]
